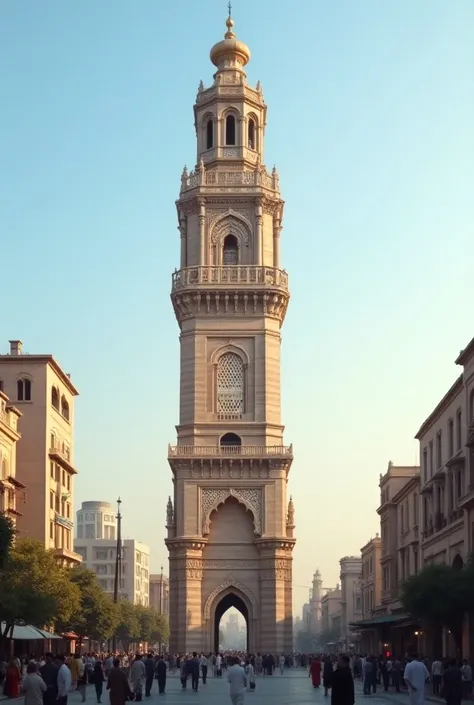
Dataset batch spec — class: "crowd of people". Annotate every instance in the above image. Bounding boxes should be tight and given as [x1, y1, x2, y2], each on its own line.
[0, 649, 472, 705]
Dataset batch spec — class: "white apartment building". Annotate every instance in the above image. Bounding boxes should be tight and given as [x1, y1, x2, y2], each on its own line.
[74, 535, 150, 606]
[76, 501, 117, 540]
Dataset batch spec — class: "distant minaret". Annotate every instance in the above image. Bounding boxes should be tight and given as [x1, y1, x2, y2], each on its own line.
[309, 568, 323, 634]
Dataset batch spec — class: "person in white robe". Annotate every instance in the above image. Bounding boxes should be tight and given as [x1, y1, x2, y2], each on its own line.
[404, 655, 430, 705]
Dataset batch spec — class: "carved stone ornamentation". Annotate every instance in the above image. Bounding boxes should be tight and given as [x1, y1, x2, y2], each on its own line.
[201, 487, 262, 535]
[203, 578, 259, 619]
[210, 210, 252, 247]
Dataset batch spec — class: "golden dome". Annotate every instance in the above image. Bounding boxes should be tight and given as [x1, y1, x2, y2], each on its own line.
[210, 16, 251, 69]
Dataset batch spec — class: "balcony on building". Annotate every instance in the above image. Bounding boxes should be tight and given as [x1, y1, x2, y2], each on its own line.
[171, 265, 289, 295]
[168, 442, 293, 459]
[49, 443, 78, 476]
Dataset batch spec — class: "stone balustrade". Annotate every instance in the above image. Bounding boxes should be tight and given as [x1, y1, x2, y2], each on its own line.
[180, 167, 278, 192]
[168, 444, 293, 458]
[172, 265, 288, 293]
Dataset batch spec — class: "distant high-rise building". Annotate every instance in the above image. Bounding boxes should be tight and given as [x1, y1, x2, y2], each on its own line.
[149, 573, 169, 616]
[76, 501, 117, 540]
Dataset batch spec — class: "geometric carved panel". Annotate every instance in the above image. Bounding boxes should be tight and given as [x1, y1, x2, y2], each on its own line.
[201, 487, 262, 535]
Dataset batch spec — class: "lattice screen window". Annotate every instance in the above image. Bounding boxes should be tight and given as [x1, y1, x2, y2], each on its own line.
[217, 353, 244, 414]
[223, 234, 238, 265]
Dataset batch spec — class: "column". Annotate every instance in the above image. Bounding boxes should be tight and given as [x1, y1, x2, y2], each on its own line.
[198, 199, 206, 266]
[255, 203, 263, 266]
[273, 219, 281, 269]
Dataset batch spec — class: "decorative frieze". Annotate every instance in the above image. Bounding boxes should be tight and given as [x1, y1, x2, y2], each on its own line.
[171, 289, 289, 326]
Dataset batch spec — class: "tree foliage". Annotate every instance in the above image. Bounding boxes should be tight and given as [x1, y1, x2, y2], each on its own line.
[115, 600, 141, 648]
[0, 513, 16, 570]
[55, 566, 118, 644]
[115, 603, 169, 647]
[401, 562, 474, 650]
[0, 539, 80, 639]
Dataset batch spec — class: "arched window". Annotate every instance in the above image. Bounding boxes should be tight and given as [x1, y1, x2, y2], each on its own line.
[206, 119, 213, 150]
[220, 432, 242, 447]
[61, 396, 70, 421]
[248, 118, 256, 149]
[217, 353, 244, 415]
[223, 234, 238, 265]
[51, 387, 59, 410]
[225, 115, 236, 145]
[17, 378, 31, 402]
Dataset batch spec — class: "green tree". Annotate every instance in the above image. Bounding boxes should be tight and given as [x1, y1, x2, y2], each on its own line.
[401, 563, 470, 653]
[0, 539, 80, 642]
[149, 612, 169, 647]
[115, 600, 140, 650]
[0, 513, 15, 569]
[55, 566, 118, 645]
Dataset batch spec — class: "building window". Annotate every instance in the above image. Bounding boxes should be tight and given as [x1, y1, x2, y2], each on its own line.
[217, 353, 244, 414]
[51, 387, 59, 410]
[17, 378, 31, 402]
[470, 390, 474, 423]
[448, 418, 454, 458]
[61, 396, 70, 421]
[400, 505, 404, 534]
[66, 474, 70, 491]
[95, 549, 108, 560]
[220, 432, 242, 446]
[222, 234, 238, 265]
[413, 492, 418, 525]
[55, 465, 60, 482]
[248, 118, 256, 149]
[206, 119, 213, 149]
[429, 440, 433, 477]
[456, 409, 462, 450]
[50, 461, 54, 478]
[50, 492, 54, 510]
[66, 503, 70, 519]
[422, 448, 428, 483]
[0, 380, 3, 392]
[50, 522, 54, 539]
[225, 115, 236, 145]
[55, 495, 60, 513]
[436, 431, 442, 469]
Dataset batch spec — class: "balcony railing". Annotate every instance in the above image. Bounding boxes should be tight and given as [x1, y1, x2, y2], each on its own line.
[180, 167, 278, 193]
[168, 444, 293, 459]
[172, 266, 289, 293]
[49, 446, 78, 475]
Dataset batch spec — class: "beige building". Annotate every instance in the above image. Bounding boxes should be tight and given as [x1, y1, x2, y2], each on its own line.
[360, 535, 382, 620]
[339, 556, 362, 644]
[149, 573, 169, 616]
[165, 11, 295, 653]
[321, 585, 342, 638]
[0, 391, 24, 525]
[416, 335, 474, 568]
[74, 537, 150, 605]
[0, 340, 81, 566]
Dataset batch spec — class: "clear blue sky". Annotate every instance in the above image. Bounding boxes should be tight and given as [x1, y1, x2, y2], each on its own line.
[1, 0, 473, 611]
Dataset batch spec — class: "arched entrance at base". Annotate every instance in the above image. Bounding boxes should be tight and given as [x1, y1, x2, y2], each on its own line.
[214, 592, 249, 652]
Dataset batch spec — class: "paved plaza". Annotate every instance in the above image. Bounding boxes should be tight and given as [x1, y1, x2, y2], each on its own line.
[16, 672, 451, 705]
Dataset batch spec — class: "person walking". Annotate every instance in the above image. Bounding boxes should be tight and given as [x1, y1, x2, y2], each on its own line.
[155, 656, 167, 696]
[57, 656, 72, 705]
[107, 659, 132, 705]
[323, 656, 333, 696]
[22, 662, 47, 705]
[130, 654, 146, 702]
[201, 654, 209, 685]
[90, 661, 105, 704]
[227, 657, 247, 705]
[442, 659, 463, 705]
[310, 656, 322, 688]
[432, 658, 443, 696]
[187, 652, 200, 692]
[144, 654, 155, 698]
[331, 655, 354, 705]
[404, 654, 430, 705]
[245, 659, 255, 692]
[39, 654, 58, 705]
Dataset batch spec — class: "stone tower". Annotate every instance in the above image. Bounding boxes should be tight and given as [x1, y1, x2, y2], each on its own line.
[309, 568, 323, 635]
[165, 11, 295, 653]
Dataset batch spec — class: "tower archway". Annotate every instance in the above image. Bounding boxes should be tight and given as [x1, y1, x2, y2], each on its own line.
[214, 592, 249, 652]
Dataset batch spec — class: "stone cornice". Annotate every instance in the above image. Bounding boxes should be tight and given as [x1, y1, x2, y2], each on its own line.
[171, 289, 289, 328]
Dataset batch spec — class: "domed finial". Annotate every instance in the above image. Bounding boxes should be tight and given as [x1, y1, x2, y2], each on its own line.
[225, 2, 235, 39]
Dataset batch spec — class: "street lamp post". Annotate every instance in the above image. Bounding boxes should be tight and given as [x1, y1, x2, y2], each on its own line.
[112, 498, 122, 653]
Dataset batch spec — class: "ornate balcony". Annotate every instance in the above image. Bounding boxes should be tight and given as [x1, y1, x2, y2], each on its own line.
[168, 444, 293, 459]
[180, 167, 279, 193]
[171, 265, 289, 293]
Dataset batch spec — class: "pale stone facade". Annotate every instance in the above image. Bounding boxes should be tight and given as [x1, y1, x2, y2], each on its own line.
[321, 585, 342, 636]
[339, 556, 362, 643]
[378, 463, 420, 609]
[0, 391, 23, 526]
[360, 536, 382, 620]
[165, 14, 295, 653]
[74, 538, 150, 605]
[76, 501, 117, 540]
[149, 573, 169, 617]
[416, 335, 474, 568]
[0, 340, 81, 566]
